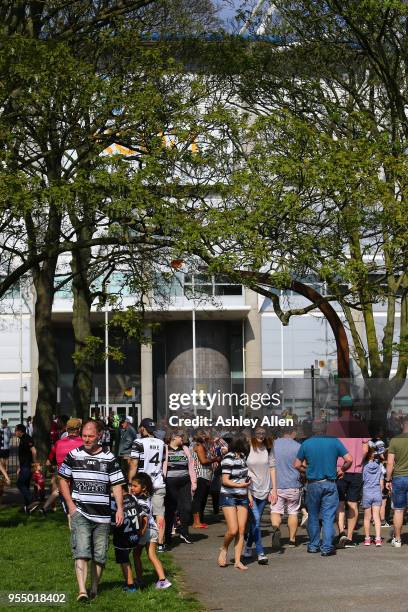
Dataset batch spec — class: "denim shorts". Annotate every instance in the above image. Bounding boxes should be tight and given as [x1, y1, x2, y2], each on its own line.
[70, 511, 110, 565]
[219, 494, 248, 508]
[392, 476, 408, 510]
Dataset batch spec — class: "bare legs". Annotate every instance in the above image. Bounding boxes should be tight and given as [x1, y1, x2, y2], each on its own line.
[337, 501, 359, 540]
[75, 559, 88, 595]
[345, 502, 358, 539]
[147, 542, 166, 580]
[156, 515, 165, 546]
[219, 505, 248, 570]
[337, 501, 345, 534]
[42, 488, 59, 512]
[364, 506, 381, 540]
[271, 512, 298, 542]
[74, 559, 103, 597]
[120, 562, 134, 587]
[380, 497, 387, 522]
[90, 562, 103, 596]
[393, 509, 404, 540]
[133, 542, 167, 582]
[287, 514, 299, 541]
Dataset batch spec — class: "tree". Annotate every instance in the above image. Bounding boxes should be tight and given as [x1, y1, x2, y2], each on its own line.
[0, 29, 172, 452]
[59, 0, 222, 420]
[190, 1, 408, 425]
[0, 0, 224, 454]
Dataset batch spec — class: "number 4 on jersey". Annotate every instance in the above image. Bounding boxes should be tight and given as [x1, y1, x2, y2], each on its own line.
[150, 452, 160, 466]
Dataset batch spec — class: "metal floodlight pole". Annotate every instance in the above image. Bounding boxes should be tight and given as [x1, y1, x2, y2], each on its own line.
[19, 278, 24, 424]
[94, 387, 99, 419]
[105, 302, 109, 421]
[56, 387, 61, 416]
[311, 364, 315, 419]
[131, 386, 137, 426]
[192, 273, 197, 415]
[280, 289, 284, 380]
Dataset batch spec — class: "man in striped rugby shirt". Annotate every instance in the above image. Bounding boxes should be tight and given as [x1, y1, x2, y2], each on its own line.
[59, 420, 125, 602]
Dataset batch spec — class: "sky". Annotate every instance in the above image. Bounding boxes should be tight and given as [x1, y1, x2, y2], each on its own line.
[217, 1, 269, 32]
[218, 0, 246, 30]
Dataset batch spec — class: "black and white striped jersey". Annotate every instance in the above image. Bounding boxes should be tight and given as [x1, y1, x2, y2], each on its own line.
[0, 426, 11, 450]
[220, 452, 249, 497]
[130, 437, 165, 490]
[59, 445, 126, 523]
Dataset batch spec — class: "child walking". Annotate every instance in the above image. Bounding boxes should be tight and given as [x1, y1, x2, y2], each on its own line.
[362, 447, 384, 546]
[32, 463, 46, 501]
[132, 473, 172, 590]
[111, 483, 149, 592]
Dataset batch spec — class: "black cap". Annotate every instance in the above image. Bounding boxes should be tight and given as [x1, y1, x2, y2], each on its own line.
[139, 418, 156, 433]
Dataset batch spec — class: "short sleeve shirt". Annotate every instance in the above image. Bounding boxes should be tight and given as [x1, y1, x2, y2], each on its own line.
[336, 437, 369, 473]
[274, 437, 301, 489]
[389, 434, 408, 477]
[166, 446, 189, 479]
[297, 436, 348, 481]
[111, 494, 149, 549]
[221, 452, 249, 497]
[246, 446, 275, 500]
[59, 445, 126, 523]
[18, 434, 34, 467]
[130, 436, 165, 489]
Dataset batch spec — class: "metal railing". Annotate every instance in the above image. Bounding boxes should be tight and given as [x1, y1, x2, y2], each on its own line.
[5, 435, 19, 479]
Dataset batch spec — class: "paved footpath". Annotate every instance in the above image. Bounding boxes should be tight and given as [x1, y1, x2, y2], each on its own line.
[171, 515, 408, 612]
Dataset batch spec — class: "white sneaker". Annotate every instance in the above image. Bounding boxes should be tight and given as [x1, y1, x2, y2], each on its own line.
[243, 545, 253, 558]
[257, 552, 268, 565]
[391, 537, 402, 548]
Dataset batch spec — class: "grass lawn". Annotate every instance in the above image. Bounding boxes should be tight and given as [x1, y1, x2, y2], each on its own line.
[0, 506, 202, 611]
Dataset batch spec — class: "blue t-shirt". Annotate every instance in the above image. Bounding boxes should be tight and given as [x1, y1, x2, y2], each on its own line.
[297, 436, 348, 481]
[274, 437, 301, 489]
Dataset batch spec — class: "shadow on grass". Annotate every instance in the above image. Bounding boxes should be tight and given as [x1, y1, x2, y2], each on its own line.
[0, 506, 68, 528]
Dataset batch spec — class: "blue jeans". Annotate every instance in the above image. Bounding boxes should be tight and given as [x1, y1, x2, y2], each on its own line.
[392, 476, 408, 510]
[17, 465, 32, 506]
[246, 497, 267, 554]
[306, 481, 339, 553]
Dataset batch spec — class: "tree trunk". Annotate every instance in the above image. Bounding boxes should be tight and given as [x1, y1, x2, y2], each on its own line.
[366, 389, 392, 436]
[367, 377, 406, 435]
[71, 246, 94, 421]
[237, 270, 351, 390]
[291, 280, 350, 386]
[32, 269, 58, 459]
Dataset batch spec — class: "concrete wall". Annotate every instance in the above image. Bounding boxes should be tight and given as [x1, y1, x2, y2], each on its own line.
[0, 314, 32, 423]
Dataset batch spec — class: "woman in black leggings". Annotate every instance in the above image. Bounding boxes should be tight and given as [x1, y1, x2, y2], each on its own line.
[164, 430, 197, 546]
[192, 430, 221, 528]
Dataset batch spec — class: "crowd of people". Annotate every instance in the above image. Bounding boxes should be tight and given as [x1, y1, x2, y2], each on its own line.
[1, 409, 408, 601]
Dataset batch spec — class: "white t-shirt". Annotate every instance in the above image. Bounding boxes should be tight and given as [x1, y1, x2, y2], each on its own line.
[247, 446, 276, 500]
